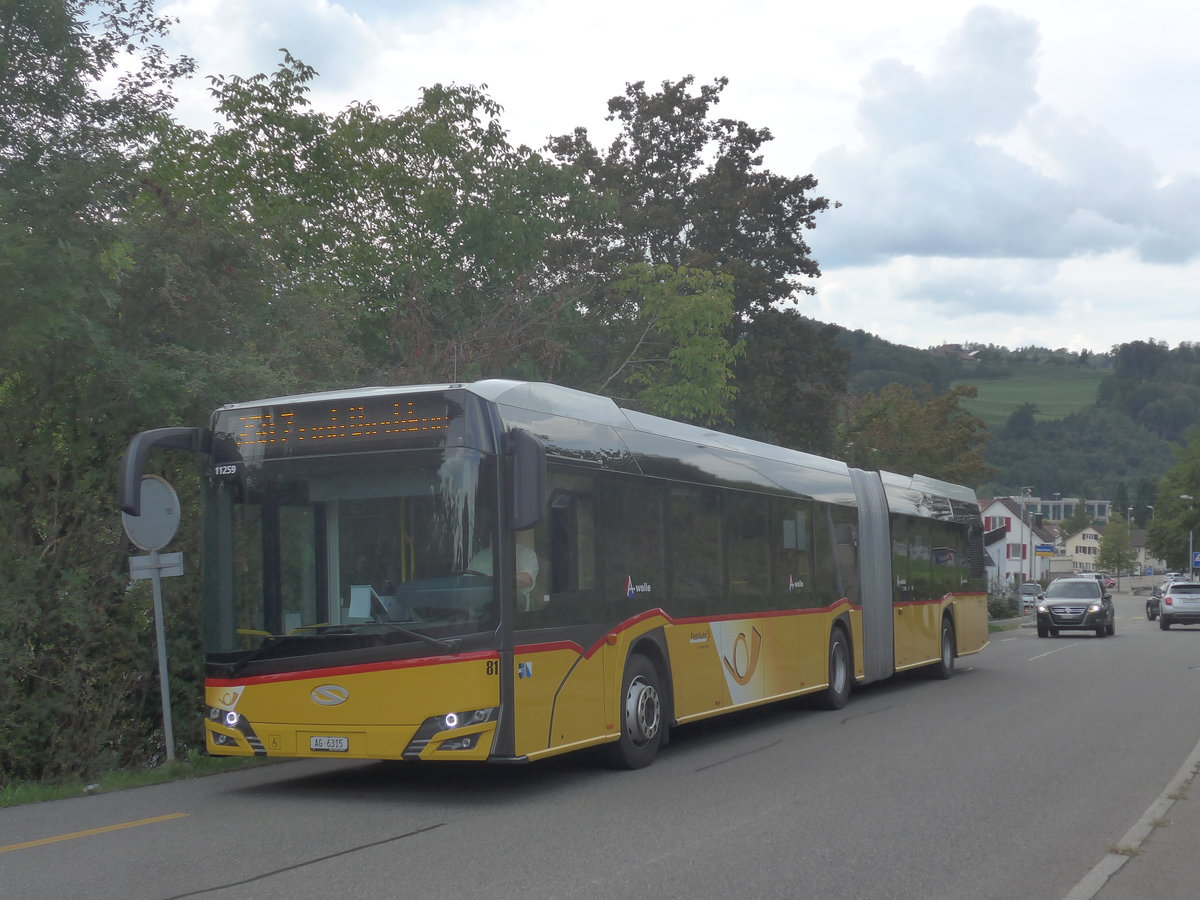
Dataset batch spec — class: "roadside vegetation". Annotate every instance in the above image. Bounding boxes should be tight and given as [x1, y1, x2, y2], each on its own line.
[0, 752, 276, 808]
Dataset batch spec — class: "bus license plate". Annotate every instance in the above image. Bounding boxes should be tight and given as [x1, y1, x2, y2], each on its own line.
[309, 736, 348, 752]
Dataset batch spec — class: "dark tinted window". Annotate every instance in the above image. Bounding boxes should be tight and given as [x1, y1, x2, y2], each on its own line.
[669, 484, 722, 601]
[1046, 580, 1100, 599]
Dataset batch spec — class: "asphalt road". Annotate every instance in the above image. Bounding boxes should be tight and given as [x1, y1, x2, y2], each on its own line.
[4, 589, 1199, 900]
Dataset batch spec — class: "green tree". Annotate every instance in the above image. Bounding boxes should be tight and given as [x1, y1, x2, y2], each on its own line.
[544, 76, 837, 421]
[0, 0, 198, 781]
[982, 407, 1175, 501]
[156, 56, 592, 384]
[1005, 403, 1038, 440]
[548, 76, 835, 322]
[837, 384, 994, 486]
[1097, 514, 1137, 576]
[1133, 477, 1157, 529]
[1147, 429, 1200, 571]
[597, 263, 743, 422]
[730, 309, 849, 454]
[0, 5, 361, 784]
[1111, 482, 1131, 521]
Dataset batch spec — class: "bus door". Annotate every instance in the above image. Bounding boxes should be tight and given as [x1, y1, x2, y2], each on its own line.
[890, 515, 917, 668]
[850, 469, 893, 683]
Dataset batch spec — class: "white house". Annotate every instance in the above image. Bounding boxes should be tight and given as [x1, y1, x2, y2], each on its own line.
[1131, 528, 1168, 575]
[981, 496, 1054, 590]
[1062, 523, 1105, 573]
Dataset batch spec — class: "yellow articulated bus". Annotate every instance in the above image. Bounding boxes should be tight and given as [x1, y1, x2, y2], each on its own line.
[120, 380, 988, 769]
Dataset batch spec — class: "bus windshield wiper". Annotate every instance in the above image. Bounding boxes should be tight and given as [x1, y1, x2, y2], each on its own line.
[374, 621, 461, 652]
[227, 633, 294, 675]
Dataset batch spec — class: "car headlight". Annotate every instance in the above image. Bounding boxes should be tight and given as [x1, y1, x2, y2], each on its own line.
[1087, 603, 1102, 613]
[1036, 604, 1049, 614]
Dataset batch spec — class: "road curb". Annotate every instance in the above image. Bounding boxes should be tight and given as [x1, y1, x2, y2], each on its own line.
[1062, 730, 1200, 899]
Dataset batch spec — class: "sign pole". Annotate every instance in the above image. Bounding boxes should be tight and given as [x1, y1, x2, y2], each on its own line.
[148, 549, 176, 761]
[122, 475, 184, 766]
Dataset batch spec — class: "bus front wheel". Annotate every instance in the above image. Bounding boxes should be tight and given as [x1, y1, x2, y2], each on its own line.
[605, 654, 664, 769]
[812, 628, 852, 710]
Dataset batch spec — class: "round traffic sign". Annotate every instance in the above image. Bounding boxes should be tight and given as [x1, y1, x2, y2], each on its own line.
[121, 475, 181, 551]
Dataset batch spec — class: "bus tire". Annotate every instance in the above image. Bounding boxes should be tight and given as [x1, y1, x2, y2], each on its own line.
[930, 617, 955, 679]
[812, 627, 852, 710]
[605, 654, 664, 770]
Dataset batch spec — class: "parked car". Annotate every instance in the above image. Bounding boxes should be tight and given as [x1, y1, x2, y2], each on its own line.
[1077, 571, 1115, 590]
[1158, 581, 1200, 629]
[1018, 582, 1045, 614]
[1036, 576, 1115, 638]
[1148, 575, 1179, 620]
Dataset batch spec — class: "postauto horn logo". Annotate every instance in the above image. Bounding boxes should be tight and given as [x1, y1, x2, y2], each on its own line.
[310, 684, 350, 706]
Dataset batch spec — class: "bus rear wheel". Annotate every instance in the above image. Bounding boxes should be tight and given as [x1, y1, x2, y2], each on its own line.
[812, 627, 851, 710]
[930, 617, 955, 679]
[605, 654, 664, 769]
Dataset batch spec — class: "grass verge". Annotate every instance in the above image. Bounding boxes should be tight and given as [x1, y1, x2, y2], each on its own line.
[0, 751, 278, 808]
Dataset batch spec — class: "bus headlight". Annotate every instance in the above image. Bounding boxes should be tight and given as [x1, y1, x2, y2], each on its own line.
[404, 707, 498, 759]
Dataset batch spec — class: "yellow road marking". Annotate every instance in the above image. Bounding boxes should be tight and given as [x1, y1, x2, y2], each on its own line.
[0, 813, 187, 853]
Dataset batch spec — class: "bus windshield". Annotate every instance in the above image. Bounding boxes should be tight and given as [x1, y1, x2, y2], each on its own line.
[202, 447, 499, 664]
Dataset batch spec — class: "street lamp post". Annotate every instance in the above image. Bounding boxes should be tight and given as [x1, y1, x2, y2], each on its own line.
[1020, 486, 1035, 584]
[1127, 506, 1134, 583]
[1182, 495, 1194, 580]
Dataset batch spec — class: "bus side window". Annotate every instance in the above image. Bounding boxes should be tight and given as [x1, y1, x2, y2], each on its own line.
[529, 478, 598, 625]
[726, 490, 770, 608]
[669, 484, 721, 606]
[774, 498, 816, 604]
[829, 505, 860, 605]
[550, 491, 581, 593]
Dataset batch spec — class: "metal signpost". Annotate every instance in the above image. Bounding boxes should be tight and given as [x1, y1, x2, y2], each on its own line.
[121, 475, 183, 762]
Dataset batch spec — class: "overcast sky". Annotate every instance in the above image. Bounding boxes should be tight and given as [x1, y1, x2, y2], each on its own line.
[159, 0, 1200, 353]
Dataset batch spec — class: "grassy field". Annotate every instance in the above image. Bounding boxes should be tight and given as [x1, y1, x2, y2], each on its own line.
[954, 363, 1108, 431]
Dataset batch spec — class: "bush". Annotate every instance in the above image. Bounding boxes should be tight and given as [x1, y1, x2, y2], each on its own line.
[988, 592, 1019, 620]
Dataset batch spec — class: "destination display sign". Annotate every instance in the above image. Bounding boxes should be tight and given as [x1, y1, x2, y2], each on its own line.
[212, 394, 459, 461]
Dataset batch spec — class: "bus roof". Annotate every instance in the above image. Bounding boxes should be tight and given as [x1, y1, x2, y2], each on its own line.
[215, 379, 977, 509]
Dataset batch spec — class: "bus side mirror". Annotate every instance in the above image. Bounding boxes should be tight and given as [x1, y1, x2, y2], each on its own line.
[510, 428, 546, 531]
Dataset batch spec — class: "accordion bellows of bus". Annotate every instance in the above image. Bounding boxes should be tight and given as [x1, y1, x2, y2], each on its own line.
[121, 379, 989, 769]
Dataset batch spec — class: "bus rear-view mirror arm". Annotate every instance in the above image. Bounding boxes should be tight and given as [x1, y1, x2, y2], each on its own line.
[119, 427, 211, 515]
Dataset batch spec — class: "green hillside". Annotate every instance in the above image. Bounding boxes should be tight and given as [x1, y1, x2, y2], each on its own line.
[955, 363, 1108, 431]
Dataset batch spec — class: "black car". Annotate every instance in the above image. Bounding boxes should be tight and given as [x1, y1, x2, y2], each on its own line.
[1146, 589, 1161, 621]
[1036, 577, 1115, 638]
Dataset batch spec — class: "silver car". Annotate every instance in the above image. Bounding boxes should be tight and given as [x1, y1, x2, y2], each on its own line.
[1018, 582, 1044, 614]
[1158, 581, 1200, 630]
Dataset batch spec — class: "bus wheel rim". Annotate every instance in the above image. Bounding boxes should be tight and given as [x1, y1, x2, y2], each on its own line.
[625, 677, 660, 746]
[832, 641, 847, 693]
